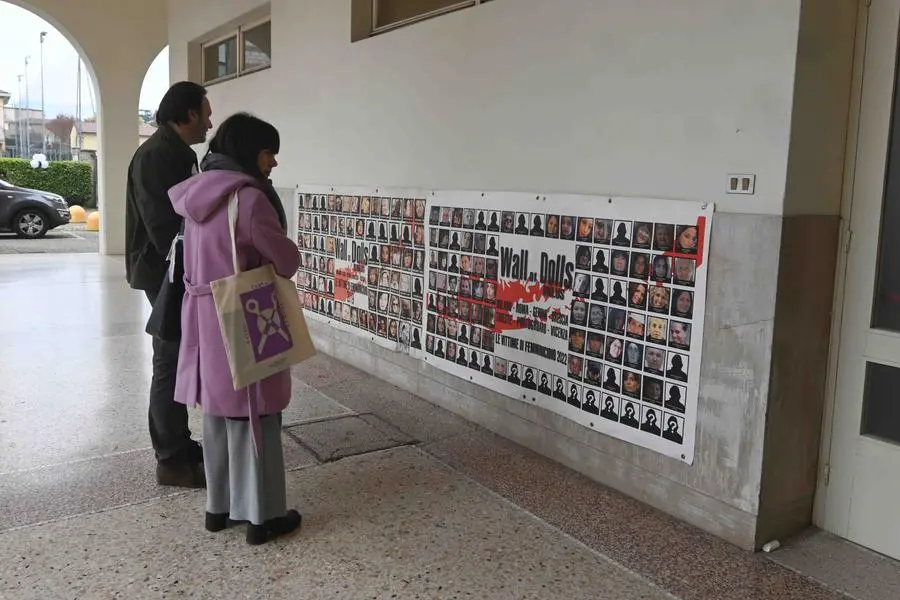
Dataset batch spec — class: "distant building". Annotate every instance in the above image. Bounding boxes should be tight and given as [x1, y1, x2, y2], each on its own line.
[71, 118, 156, 153]
[3, 106, 46, 158]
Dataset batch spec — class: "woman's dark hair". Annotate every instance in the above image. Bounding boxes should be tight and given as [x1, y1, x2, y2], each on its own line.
[156, 81, 207, 126]
[207, 112, 280, 177]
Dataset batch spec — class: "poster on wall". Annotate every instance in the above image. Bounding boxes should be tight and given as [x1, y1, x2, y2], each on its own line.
[422, 191, 713, 463]
[295, 186, 428, 356]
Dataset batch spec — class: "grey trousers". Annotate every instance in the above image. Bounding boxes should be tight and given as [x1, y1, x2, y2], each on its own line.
[202, 413, 287, 525]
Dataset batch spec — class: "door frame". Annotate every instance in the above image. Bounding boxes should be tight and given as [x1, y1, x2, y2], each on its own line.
[814, 0, 900, 536]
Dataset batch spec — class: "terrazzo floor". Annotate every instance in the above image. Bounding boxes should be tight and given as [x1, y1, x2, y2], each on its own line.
[1, 254, 897, 599]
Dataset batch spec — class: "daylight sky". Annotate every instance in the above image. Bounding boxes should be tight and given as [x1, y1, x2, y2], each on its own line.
[0, 2, 169, 118]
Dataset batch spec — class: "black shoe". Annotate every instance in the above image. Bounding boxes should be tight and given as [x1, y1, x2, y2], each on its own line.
[246, 523, 268, 546]
[156, 461, 206, 488]
[205, 513, 247, 533]
[205, 512, 228, 532]
[246, 510, 302, 545]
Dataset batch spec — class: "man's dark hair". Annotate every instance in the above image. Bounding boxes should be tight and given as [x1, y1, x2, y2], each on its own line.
[207, 112, 280, 178]
[155, 81, 207, 126]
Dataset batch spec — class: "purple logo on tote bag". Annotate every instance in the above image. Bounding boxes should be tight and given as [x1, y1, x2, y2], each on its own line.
[241, 283, 294, 362]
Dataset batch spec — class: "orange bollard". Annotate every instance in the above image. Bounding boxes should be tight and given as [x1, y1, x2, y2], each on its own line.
[85, 211, 100, 232]
[69, 205, 86, 224]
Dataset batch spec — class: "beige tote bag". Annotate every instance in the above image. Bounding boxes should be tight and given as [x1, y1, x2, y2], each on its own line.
[211, 190, 315, 390]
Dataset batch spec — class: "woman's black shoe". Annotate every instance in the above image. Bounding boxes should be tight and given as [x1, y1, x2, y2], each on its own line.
[245, 510, 302, 545]
[269, 510, 302, 537]
[205, 512, 228, 532]
[206, 513, 247, 532]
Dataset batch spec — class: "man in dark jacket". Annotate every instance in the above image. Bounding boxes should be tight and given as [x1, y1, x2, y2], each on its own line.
[126, 81, 212, 487]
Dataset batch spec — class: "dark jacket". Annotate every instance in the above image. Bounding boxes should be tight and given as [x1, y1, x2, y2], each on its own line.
[125, 125, 198, 293]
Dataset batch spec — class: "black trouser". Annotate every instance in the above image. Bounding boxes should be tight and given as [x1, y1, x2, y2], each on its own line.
[145, 290, 199, 464]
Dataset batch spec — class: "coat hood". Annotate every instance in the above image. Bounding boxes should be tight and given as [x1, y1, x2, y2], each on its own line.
[169, 170, 261, 223]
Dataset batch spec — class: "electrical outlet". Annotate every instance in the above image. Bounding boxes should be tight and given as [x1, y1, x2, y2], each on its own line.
[727, 174, 756, 195]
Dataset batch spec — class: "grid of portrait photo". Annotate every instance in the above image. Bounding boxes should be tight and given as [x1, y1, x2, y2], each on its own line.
[423, 206, 503, 378]
[296, 193, 427, 350]
[563, 218, 701, 446]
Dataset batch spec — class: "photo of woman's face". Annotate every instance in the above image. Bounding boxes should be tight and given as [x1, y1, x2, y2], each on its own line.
[675, 259, 695, 283]
[678, 226, 698, 253]
[569, 329, 585, 351]
[634, 224, 652, 247]
[631, 254, 648, 278]
[653, 257, 669, 279]
[547, 215, 559, 235]
[578, 218, 593, 239]
[645, 348, 664, 371]
[607, 338, 623, 359]
[648, 317, 666, 341]
[627, 316, 645, 337]
[649, 288, 670, 311]
[670, 322, 691, 346]
[568, 356, 583, 378]
[675, 291, 693, 315]
[571, 301, 587, 324]
[654, 223, 673, 250]
[623, 372, 640, 394]
[630, 284, 647, 305]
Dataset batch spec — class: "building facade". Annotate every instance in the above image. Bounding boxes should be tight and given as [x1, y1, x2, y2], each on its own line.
[166, 0, 863, 553]
[18, 0, 900, 559]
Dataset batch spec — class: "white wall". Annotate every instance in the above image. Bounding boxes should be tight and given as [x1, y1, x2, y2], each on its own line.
[169, 0, 802, 216]
[167, 0, 814, 540]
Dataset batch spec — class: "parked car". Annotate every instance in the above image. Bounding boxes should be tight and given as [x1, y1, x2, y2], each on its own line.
[0, 178, 71, 239]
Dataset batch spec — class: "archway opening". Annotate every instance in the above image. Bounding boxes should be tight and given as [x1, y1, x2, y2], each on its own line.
[0, 0, 102, 246]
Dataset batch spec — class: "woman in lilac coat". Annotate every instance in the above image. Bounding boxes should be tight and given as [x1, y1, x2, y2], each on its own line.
[168, 113, 301, 545]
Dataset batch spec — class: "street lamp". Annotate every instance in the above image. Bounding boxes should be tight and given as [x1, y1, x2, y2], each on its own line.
[16, 74, 24, 159]
[40, 31, 47, 156]
[24, 56, 30, 156]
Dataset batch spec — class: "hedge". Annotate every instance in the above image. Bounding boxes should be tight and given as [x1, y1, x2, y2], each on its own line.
[0, 158, 95, 207]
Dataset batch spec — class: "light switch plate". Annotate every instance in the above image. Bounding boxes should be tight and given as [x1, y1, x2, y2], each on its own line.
[727, 174, 756, 195]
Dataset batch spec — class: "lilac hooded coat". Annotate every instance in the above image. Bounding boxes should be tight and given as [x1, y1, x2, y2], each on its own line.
[168, 170, 300, 420]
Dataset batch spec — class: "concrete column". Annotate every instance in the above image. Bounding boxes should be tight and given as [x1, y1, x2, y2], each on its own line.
[95, 74, 142, 255]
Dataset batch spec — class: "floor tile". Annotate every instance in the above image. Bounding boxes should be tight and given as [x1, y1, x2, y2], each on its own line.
[286, 414, 416, 462]
[423, 430, 850, 600]
[768, 529, 900, 600]
[314, 376, 479, 444]
[284, 377, 354, 425]
[0, 449, 180, 532]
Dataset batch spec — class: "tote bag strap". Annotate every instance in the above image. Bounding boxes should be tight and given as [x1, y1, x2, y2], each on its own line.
[227, 189, 241, 276]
